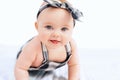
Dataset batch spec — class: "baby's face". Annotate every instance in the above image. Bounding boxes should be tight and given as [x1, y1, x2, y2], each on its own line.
[35, 7, 74, 49]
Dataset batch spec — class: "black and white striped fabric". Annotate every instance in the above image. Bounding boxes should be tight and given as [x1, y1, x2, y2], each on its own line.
[28, 42, 72, 79]
[29, 42, 72, 71]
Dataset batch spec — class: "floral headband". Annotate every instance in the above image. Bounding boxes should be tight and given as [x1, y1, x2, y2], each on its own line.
[37, 0, 83, 21]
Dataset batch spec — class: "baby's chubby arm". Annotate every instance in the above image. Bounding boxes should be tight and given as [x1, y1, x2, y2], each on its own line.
[68, 39, 80, 80]
[14, 40, 39, 80]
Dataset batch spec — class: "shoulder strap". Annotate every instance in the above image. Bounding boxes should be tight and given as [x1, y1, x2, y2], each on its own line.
[41, 42, 49, 63]
[64, 42, 72, 62]
[65, 42, 72, 55]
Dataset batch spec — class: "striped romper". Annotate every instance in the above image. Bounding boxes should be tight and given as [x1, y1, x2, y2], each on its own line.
[17, 42, 72, 80]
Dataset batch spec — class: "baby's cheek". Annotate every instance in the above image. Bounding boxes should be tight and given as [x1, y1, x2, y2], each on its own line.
[63, 35, 71, 43]
[39, 33, 49, 41]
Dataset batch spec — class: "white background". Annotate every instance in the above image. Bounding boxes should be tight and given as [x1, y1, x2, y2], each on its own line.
[0, 0, 120, 49]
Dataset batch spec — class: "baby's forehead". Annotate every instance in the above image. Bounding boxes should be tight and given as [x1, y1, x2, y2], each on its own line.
[38, 7, 72, 18]
[37, 7, 74, 27]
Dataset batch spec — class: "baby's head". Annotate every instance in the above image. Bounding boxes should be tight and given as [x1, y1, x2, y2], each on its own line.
[35, 0, 83, 47]
[36, 0, 83, 27]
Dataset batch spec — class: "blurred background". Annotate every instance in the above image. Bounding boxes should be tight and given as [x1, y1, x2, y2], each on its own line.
[0, 0, 120, 80]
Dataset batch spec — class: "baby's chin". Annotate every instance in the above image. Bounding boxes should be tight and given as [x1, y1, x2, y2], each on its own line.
[45, 42, 64, 49]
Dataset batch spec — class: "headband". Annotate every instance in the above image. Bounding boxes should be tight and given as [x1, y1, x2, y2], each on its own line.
[37, 0, 83, 21]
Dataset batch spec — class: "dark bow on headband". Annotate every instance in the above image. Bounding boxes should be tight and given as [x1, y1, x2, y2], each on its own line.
[37, 0, 83, 21]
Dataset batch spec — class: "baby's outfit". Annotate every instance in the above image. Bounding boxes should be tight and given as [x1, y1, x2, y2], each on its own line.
[17, 41, 72, 80]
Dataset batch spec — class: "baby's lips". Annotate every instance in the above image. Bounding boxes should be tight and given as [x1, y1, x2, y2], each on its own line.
[50, 40, 60, 44]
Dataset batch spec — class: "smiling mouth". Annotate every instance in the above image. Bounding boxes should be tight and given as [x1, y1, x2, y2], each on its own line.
[50, 40, 60, 44]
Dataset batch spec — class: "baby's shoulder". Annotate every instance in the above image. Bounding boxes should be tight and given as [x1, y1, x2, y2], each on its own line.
[23, 36, 42, 53]
[69, 38, 77, 52]
[70, 38, 77, 47]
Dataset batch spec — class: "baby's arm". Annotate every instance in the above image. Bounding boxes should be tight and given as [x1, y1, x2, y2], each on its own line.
[68, 39, 80, 80]
[14, 43, 37, 80]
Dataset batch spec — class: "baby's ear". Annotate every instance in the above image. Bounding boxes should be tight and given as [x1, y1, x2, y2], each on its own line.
[35, 22, 38, 31]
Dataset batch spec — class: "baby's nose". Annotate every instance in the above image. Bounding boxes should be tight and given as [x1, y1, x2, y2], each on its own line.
[52, 30, 61, 38]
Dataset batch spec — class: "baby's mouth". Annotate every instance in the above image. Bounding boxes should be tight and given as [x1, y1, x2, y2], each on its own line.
[50, 40, 60, 44]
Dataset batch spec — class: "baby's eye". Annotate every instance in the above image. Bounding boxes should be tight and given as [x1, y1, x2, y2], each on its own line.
[45, 25, 53, 30]
[61, 27, 68, 31]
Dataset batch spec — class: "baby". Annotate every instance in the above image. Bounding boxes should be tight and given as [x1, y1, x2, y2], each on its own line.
[14, 0, 83, 80]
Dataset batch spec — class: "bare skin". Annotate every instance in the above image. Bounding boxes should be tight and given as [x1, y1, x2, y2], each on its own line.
[14, 7, 80, 80]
